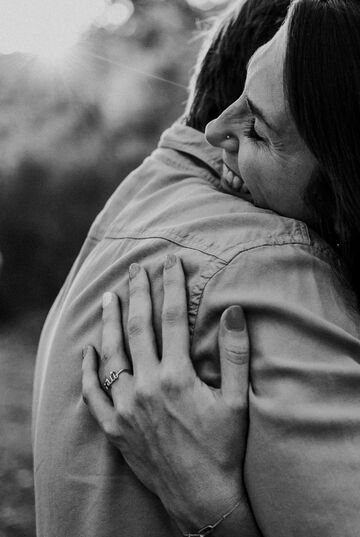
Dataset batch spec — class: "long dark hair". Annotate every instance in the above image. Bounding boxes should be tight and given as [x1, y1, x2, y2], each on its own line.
[185, 0, 290, 131]
[285, 0, 360, 305]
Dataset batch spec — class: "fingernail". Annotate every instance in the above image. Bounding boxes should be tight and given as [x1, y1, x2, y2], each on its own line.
[224, 306, 245, 332]
[129, 263, 140, 279]
[82, 345, 89, 359]
[164, 254, 177, 269]
[102, 292, 114, 308]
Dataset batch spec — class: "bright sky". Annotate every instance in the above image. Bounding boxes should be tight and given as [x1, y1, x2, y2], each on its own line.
[0, 0, 134, 62]
[0, 0, 229, 67]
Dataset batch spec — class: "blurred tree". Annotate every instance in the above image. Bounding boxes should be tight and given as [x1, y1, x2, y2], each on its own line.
[0, 0, 226, 317]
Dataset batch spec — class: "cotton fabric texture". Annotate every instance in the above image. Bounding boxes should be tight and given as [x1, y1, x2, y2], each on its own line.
[33, 122, 360, 537]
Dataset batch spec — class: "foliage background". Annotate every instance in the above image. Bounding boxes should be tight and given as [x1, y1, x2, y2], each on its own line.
[0, 0, 205, 317]
[0, 1, 230, 534]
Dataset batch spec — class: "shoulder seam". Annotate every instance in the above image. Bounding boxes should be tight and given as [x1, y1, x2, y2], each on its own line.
[104, 227, 313, 261]
[189, 239, 331, 344]
[103, 234, 228, 262]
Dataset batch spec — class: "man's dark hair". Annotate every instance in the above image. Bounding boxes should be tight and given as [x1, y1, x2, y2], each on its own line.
[285, 0, 360, 306]
[185, 0, 290, 132]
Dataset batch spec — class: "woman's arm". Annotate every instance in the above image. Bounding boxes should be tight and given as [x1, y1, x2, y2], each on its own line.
[82, 255, 261, 537]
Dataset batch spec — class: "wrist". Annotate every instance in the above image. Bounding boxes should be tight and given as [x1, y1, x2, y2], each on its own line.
[168, 485, 261, 537]
[210, 494, 262, 537]
[166, 484, 249, 536]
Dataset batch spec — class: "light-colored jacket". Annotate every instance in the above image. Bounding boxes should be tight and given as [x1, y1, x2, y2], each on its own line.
[33, 122, 360, 537]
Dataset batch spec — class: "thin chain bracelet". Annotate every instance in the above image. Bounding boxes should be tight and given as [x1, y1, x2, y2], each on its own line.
[182, 499, 242, 537]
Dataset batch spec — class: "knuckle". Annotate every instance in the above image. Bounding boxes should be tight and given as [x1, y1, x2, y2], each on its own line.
[159, 370, 181, 395]
[101, 350, 112, 363]
[127, 315, 147, 339]
[116, 403, 133, 426]
[163, 275, 179, 287]
[101, 342, 122, 363]
[101, 418, 119, 438]
[227, 397, 246, 413]
[113, 400, 126, 418]
[223, 343, 249, 365]
[162, 306, 184, 326]
[111, 398, 131, 424]
[134, 385, 153, 406]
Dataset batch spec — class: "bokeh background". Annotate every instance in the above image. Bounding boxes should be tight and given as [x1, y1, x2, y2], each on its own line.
[0, 0, 231, 535]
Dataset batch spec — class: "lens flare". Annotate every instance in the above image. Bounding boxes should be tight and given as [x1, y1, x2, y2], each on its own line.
[0, 0, 133, 66]
[96, 1, 135, 30]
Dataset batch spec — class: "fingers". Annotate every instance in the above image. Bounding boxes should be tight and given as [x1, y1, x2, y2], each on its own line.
[161, 255, 192, 370]
[127, 263, 159, 378]
[218, 306, 250, 406]
[82, 345, 117, 428]
[100, 292, 132, 397]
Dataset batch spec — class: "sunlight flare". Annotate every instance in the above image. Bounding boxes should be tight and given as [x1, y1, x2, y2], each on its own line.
[0, 0, 134, 66]
[96, 1, 135, 30]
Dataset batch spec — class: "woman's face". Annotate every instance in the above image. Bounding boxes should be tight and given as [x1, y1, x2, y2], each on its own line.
[205, 21, 317, 224]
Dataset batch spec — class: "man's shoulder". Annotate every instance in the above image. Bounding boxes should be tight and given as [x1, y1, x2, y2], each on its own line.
[156, 195, 331, 266]
[98, 179, 333, 269]
[205, 203, 314, 261]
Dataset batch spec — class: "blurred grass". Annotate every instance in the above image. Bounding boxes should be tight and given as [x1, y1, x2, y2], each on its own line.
[0, 311, 46, 537]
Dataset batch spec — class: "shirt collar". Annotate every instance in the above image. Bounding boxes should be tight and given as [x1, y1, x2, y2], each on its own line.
[158, 119, 223, 179]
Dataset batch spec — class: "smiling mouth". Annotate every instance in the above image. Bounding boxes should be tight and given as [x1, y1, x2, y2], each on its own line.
[221, 163, 253, 200]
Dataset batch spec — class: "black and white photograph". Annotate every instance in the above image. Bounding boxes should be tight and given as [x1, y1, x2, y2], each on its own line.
[1, 1, 360, 536]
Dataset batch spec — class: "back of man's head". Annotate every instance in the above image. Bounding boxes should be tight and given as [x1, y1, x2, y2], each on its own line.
[185, 0, 290, 132]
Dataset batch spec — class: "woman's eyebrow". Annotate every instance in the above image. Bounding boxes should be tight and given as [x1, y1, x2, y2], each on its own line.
[246, 96, 281, 136]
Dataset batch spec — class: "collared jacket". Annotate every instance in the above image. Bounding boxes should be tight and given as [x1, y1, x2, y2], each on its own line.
[33, 122, 360, 537]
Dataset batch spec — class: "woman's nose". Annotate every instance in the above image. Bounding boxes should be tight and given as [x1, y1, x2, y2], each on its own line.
[205, 110, 238, 152]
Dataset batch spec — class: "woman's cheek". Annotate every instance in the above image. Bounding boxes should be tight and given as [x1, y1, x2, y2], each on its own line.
[237, 143, 254, 175]
[241, 157, 269, 208]
[238, 146, 257, 183]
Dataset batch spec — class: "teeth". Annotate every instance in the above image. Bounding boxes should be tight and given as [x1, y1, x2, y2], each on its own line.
[222, 164, 250, 194]
[222, 165, 237, 186]
[233, 176, 241, 190]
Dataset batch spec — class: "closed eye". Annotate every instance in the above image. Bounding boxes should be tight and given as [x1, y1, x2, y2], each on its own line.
[243, 118, 266, 144]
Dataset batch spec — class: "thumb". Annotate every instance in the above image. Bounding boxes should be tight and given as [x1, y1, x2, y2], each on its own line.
[218, 305, 250, 404]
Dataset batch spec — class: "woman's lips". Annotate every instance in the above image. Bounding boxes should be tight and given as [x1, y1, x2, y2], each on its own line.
[221, 163, 253, 200]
